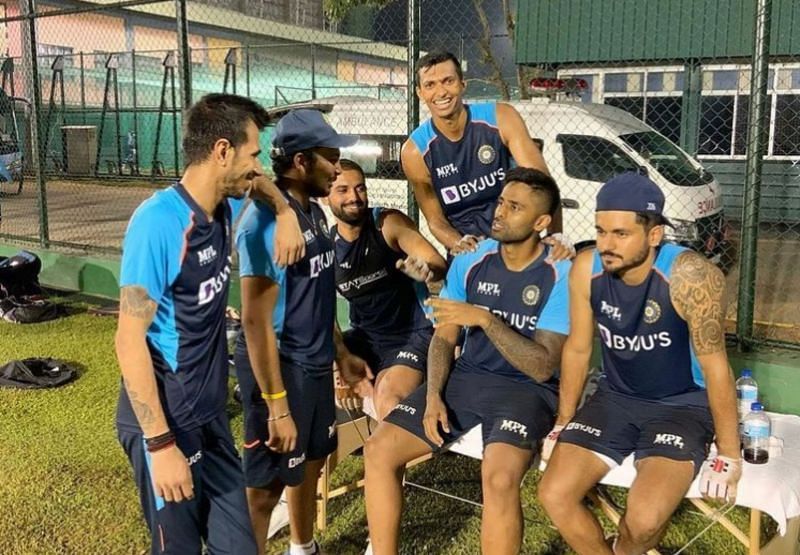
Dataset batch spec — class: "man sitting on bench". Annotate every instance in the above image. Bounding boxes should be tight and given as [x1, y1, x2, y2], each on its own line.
[364, 168, 570, 555]
[538, 172, 741, 555]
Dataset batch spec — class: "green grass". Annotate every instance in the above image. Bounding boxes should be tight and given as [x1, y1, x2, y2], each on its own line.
[0, 296, 774, 554]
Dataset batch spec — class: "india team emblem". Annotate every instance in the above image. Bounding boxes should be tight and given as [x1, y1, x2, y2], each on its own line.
[644, 299, 661, 324]
[318, 218, 330, 238]
[522, 284, 540, 306]
[477, 144, 496, 165]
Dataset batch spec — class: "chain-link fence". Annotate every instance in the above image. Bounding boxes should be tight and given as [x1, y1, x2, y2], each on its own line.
[0, 0, 797, 350]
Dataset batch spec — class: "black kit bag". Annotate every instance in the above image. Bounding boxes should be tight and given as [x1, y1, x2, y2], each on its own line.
[0, 358, 77, 389]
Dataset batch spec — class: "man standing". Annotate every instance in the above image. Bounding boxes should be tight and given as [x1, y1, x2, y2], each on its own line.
[234, 110, 371, 555]
[401, 51, 558, 255]
[539, 172, 741, 555]
[327, 159, 446, 420]
[115, 93, 303, 554]
[364, 168, 570, 555]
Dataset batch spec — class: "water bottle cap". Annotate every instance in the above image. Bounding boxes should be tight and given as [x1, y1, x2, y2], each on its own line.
[751, 402, 763, 411]
[741, 369, 752, 377]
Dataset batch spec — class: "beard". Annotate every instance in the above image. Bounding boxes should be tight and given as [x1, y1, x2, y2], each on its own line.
[601, 242, 651, 274]
[331, 201, 367, 225]
[490, 223, 535, 244]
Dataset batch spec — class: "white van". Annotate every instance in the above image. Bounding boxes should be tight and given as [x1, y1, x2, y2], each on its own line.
[271, 96, 729, 264]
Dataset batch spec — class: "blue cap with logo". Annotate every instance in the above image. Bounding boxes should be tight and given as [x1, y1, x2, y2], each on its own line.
[596, 172, 671, 225]
[270, 109, 358, 157]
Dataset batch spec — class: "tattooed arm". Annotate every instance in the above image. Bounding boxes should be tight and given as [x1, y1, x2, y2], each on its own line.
[670, 251, 739, 459]
[423, 324, 459, 446]
[483, 321, 565, 383]
[114, 286, 170, 437]
[115, 285, 195, 502]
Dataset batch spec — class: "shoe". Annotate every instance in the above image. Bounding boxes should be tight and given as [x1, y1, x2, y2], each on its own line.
[283, 541, 326, 555]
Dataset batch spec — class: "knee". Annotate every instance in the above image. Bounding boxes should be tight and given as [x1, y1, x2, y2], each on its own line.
[482, 468, 520, 501]
[364, 429, 398, 471]
[247, 487, 281, 514]
[621, 509, 665, 543]
[537, 475, 572, 518]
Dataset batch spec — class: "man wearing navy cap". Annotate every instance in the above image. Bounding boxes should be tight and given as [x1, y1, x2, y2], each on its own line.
[234, 109, 372, 555]
[538, 172, 741, 555]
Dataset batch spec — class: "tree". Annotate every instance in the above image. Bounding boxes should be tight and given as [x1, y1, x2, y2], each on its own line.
[324, 0, 529, 100]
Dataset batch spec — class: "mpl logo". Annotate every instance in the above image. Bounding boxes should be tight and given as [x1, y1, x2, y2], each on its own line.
[303, 229, 316, 244]
[435, 163, 459, 179]
[600, 300, 622, 321]
[440, 185, 461, 205]
[653, 433, 685, 449]
[476, 281, 501, 296]
[499, 419, 528, 439]
[395, 404, 416, 415]
[397, 351, 419, 363]
[198, 260, 231, 305]
[197, 245, 218, 266]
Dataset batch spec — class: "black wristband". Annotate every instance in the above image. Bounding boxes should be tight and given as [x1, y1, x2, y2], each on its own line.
[145, 430, 175, 452]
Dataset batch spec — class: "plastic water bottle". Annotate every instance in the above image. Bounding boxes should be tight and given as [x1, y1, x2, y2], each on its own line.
[736, 369, 758, 424]
[742, 402, 770, 464]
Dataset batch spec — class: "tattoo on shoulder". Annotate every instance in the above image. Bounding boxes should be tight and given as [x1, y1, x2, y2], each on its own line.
[119, 286, 157, 320]
[670, 251, 726, 356]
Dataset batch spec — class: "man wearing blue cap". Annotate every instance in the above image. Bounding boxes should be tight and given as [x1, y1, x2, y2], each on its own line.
[538, 172, 741, 555]
[234, 109, 372, 555]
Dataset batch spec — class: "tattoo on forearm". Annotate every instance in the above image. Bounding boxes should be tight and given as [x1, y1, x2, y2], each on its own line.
[123, 377, 156, 428]
[670, 251, 726, 356]
[484, 318, 563, 382]
[427, 335, 455, 395]
[119, 287, 157, 320]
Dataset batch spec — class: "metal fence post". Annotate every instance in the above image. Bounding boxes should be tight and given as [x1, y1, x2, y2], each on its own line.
[679, 58, 702, 156]
[175, 0, 192, 109]
[406, 0, 420, 223]
[736, 0, 772, 349]
[21, 0, 49, 247]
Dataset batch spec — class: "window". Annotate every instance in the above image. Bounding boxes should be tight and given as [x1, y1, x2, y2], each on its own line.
[645, 97, 682, 144]
[340, 135, 405, 178]
[605, 97, 644, 120]
[604, 74, 629, 93]
[558, 135, 639, 183]
[620, 131, 713, 186]
[773, 95, 800, 155]
[699, 96, 735, 155]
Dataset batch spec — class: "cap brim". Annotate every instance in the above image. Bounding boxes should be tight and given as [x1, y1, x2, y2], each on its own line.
[328, 134, 359, 148]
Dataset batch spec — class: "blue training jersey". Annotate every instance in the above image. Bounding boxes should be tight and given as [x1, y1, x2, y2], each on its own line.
[236, 196, 336, 374]
[410, 103, 512, 238]
[590, 243, 708, 406]
[116, 184, 233, 433]
[333, 207, 430, 339]
[440, 239, 570, 387]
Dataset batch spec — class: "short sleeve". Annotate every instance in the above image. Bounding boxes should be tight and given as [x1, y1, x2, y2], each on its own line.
[537, 259, 571, 335]
[439, 255, 468, 302]
[236, 202, 281, 282]
[119, 201, 185, 303]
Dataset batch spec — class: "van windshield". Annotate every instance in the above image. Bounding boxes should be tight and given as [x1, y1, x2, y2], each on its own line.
[620, 132, 713, 186]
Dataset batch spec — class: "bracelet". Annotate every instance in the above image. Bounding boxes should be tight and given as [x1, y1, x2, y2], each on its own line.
[144, 430, 176, 453]
[267, 412, 291, 422]
[261, 390, 287, 401]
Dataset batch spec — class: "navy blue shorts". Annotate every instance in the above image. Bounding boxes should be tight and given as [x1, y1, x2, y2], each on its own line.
[557, 387, 714, 474]
[343, 326, 431, 374]
[118, 413, 256, 555]
[385, 371, 557, 451]
[234, 346, 337, 488]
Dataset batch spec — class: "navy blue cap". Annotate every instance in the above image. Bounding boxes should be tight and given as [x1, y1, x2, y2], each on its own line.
[596, 172, 670, 224]
[270, 109, 357, 157]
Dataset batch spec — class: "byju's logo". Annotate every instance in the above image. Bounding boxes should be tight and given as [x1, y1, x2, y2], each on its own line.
[198, 260, 231, 305]
[440, 185, 461, 205]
